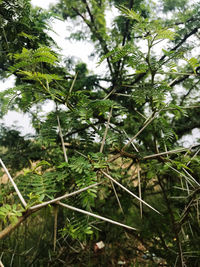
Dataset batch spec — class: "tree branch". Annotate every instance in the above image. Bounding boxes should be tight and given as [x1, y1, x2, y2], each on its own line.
[0, 209, 40, 240]
[0, 159, 27, 208]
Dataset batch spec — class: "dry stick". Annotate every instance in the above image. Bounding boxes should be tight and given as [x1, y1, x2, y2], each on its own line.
[163, 105, 200, 111]
[69, 73, 78, 95]
[0, 159, 27, 208]
[168, 76, 179, 86]
[186, 147, 200, 166]
[64, 73, 78, 104]
[30, 182, 102, 211]
[123, 130, 141, 216]
[109, 145, 200, 164]
[0, 260, 4, 267]
[158, 71, 199, 76]
[110, 180, 124, 214]
[58, 202, 136, 230]
[108, 153, 121, 163]
[183, 146, 200, 192]
[123, 130, 142, 217]
[122, 113, 157, 150]
[123, 130, 139, 152]
[0, 208, 40, 240]
[184, 145, 193, 157]
[100, 107, 113, 153]
[143, 146, 199, 159]
[122, 104, 170, 152]
[165, 163, 195, 189]
[137, 162, 142, 218]
[101, 171, 160, 214]
[183, 168, 200, 187]
[53, 205, 58, 252]
[74, 150, 88, 159]
[0, 183, 102, 240]
[57, 116, 68, 163]
[103, 88, 115, 100]
[162, 130, 169, 158]
[99, 107, 124, 213]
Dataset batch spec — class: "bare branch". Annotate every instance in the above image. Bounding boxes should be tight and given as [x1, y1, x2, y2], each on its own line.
[123, 130, 139, 152]
[122, 112, 157, 150]
[30, 182, 102, 211]
[0, 159, 27, 208]
[0, 209, 39, 240]
[57, 116, 68, 163]
[53, 205, 58, 252]
[101, 171, 161, 214]
[100, 107, 113, 153]
[110, 180, 124, 214]
[58, 202, 137, 231]
[143, 145, 200, 159]
[137, 162, 142, 218]
[165, 163, 195, 188]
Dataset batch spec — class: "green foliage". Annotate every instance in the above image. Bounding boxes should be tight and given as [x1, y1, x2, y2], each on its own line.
[0, 0, 55, 76]
[9, 47, 58, 73]
[0, 125, 45, 172]
[62, 212, 94, 240]
[0, 204, 23, 224]
[162, 0, 188, 12]
[1, 0, 200, 266]
[117, 5, 142, 22]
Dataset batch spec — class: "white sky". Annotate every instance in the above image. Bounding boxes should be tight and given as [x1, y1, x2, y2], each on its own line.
[31, 0, 59, 9]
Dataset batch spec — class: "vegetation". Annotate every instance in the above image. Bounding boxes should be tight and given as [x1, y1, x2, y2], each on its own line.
[0, 0, 200, 266]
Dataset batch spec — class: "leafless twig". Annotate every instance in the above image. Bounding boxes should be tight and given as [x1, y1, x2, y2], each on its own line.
[101, 170, 160, 214]
[100, 107, 113, 153]
[30, 182, 102, 210]
[58, 202, 136, 230]
[57, 116, 68, 163]
[0, 158, 27, 208]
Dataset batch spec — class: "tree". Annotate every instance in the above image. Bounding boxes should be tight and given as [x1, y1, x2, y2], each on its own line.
[0, 0, 200, 266]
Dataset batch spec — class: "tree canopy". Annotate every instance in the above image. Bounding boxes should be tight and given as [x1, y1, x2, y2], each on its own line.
[0, 0, 200, 266]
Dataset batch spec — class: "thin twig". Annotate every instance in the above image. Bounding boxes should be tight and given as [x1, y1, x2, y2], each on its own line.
[103, 88, 115, 100]
[100, 107, 113, 153]
[0, 159, 27, 208]
[137, 162, 142, 218]
[101, 171, 160, 214]
[69, 73, 78, 95]
[122, 112, 157, 150]
[57, 116, 68, 163]
[30, 182, 102, 210]
[123, 130, 139, 152]
[143, 146, 199, 159]
[162, 130, 169, 158]
[163, 105, 200, 111]
[183, 168, 200, 187]
[74, 150, 88, 158]
[165, 163, 195, 188]
[58, 202, 137, 230]
[168, 77, 179, 86]
[0, 208, 40, 240]
[186, 148, 200, 166]
[110, 180, 124, 214]
[158, 71, 199, 76]
[53, 205, 58, 252]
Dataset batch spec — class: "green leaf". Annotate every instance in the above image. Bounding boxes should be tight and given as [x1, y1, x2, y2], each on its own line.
[155, 29, 177, 40]
[117, 5, 142, 22]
